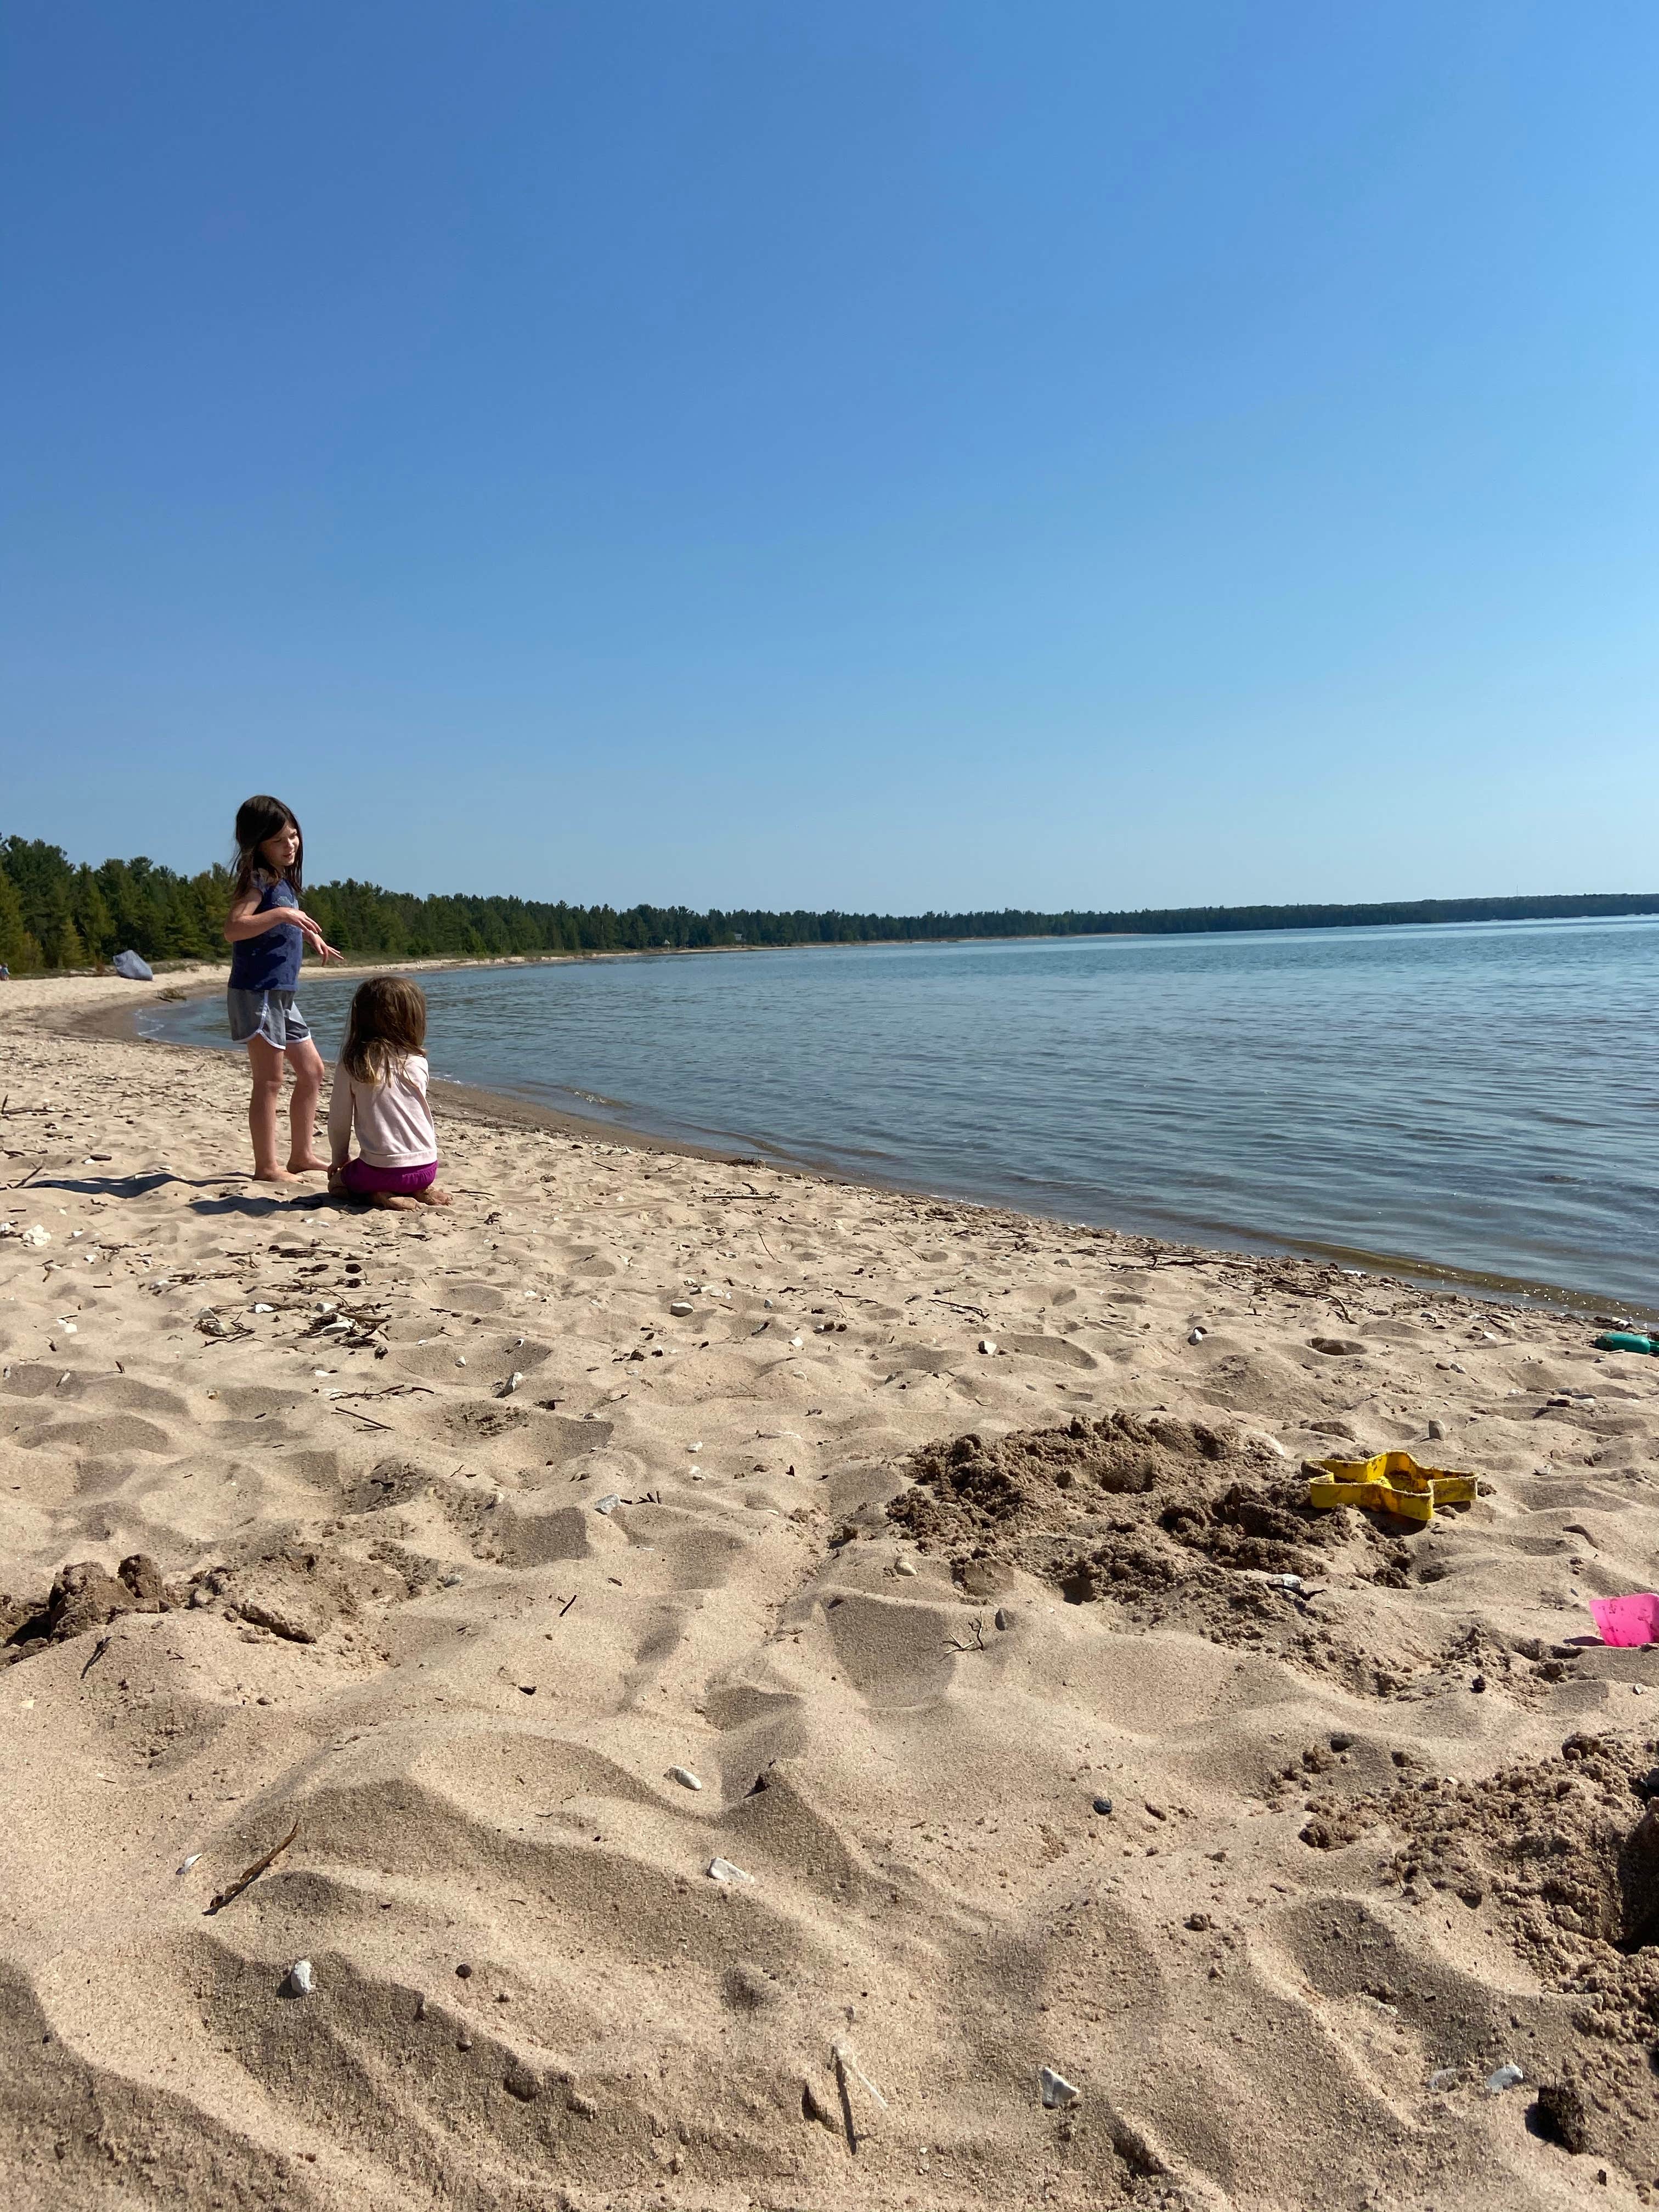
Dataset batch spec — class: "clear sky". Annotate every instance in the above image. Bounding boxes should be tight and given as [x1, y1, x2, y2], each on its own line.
[4, 3, 1655, 911]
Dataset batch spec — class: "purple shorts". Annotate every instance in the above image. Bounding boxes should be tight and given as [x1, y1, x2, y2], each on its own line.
[341, 1158, 437, 1197]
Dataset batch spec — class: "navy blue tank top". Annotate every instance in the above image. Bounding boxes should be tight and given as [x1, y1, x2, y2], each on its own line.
[228, 877, 303, 992]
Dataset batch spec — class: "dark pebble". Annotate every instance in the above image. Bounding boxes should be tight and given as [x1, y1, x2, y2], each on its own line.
[1329, 1732, 1354, 1752]
[1092, 1797, 1114, 1816]
[1471, 1675, 1487, 1693]
[455, 1962, 472, 1979]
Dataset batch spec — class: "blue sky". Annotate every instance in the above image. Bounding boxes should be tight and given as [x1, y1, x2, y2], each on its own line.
[4, 2, 1655, 910]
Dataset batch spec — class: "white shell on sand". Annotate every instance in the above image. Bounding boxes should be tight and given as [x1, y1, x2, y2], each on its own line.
[1483, 2063, 1523, 2095]
[707, 1857, 753, 1884]
[669, 1766, 702, 1790]
[978, 1338, 997, 1355]
[670, 1300, 693, 1315]
[894, 1556, 918, 1577]
[595, 1493, 622, 1515]
[1040, 2067, 1080, 2108]
[285, 1959, 314, 1997]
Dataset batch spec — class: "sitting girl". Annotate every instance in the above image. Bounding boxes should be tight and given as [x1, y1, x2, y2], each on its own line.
[326, 975, 452, 1210]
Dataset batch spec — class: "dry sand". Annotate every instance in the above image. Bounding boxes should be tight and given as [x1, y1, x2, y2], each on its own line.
[3, 968, 1659, 2210]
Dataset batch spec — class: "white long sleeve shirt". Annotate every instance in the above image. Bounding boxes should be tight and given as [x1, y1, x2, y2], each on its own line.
[326, 1052, 438, 1169]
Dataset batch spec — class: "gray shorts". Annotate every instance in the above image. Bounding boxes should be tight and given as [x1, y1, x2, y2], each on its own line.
[227, 987, 312, 1051]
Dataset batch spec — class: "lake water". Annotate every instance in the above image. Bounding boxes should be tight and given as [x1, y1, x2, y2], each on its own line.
[146, 919, 1659, 1311]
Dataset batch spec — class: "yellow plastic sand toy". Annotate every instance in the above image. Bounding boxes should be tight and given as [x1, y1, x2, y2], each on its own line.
[1306, 1451, 1477, 1526]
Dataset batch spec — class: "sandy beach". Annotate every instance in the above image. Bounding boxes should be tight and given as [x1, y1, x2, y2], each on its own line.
[4, 968, 1659, 2210]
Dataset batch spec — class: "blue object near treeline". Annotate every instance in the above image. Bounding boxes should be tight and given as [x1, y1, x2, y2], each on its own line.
[112, 950, 153, 981]
[1595, 1331, 1659, 1356]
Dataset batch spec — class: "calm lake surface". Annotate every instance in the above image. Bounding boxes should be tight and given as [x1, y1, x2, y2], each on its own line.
[146, 920, 1659, 1311]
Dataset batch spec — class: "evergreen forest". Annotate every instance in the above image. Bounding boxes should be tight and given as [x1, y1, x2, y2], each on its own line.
[1, 832, 1654, 973]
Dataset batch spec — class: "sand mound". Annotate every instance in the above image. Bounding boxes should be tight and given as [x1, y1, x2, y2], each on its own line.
[887, 1410, 1479, 1699]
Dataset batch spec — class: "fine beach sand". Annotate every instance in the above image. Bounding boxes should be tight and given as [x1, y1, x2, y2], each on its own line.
[4, 970, 1659, 2210]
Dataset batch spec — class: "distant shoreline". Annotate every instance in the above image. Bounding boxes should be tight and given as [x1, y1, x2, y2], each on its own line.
[21, 893, 1659, 992]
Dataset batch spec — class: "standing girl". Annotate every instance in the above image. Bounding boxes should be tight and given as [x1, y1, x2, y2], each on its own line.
[326, 976, 450, 1209]
[224, 795, 341, 1182]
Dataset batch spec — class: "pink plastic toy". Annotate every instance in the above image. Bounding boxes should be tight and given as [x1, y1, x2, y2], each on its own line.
[1588, 1594, 1659, 1648]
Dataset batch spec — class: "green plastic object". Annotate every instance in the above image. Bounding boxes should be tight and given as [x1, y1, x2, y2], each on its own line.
[1594, 1330, 1659, 1355]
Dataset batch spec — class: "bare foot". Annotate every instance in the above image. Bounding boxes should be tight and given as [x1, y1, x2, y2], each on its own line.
[368, 1191, 419, 1211]
[414, 1185, 453, 1206]
[251, 1166, 298, 1183]
[287, 1154, 330, 1173]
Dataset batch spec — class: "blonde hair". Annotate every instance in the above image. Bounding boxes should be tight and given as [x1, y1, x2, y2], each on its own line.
[341, 975, 427, 1087]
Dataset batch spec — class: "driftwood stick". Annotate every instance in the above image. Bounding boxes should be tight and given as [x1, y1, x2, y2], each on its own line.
[205, 1816, 300, 1915]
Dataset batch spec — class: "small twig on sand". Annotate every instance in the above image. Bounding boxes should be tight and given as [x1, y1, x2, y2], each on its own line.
[333, 1407, 392, 1431]
[5, 1160, 44, 1190]
[945, 1616, 988, 1654]
[205, 1816, 300, 1915]
[831, 2041, 887, 2153]
[329, 1384, 433, 1402]
[558, 1592, 578, 1618]
[80, 1634, 112, 1681]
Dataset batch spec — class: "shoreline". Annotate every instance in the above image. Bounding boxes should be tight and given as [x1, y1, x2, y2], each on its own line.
[87, 966, 1654, 1328]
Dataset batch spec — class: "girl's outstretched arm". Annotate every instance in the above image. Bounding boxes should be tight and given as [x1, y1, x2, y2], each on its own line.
[224, 890, 341, 961]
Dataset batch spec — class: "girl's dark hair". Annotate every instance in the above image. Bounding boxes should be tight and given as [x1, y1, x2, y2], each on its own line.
[232, 795, 303, 899]
[341, 975, 428, 1088]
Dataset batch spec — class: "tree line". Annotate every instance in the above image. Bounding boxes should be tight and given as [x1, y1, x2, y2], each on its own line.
[1, 831, 1655, 972]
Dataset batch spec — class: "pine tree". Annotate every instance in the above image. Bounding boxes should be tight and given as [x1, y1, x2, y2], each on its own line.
[72, 865, 115, 963]
[0, 864, 32, 970]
